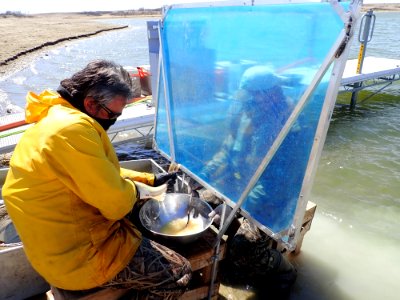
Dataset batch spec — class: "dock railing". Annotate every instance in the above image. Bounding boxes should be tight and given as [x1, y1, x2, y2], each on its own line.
[339, 9, 400, 108]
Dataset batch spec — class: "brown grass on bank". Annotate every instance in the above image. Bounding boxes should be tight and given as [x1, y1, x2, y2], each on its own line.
[0, 13, 159, 78]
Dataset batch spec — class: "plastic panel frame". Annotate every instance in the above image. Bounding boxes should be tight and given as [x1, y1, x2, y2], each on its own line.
[153, 0, 362, 250]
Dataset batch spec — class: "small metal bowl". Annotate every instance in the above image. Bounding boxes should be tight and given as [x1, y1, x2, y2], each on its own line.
[139, 193, 214, 244]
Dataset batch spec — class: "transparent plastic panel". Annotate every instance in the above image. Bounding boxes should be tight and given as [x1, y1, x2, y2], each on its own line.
[241, 70, 332, 233]
[156, 2, 348, 234]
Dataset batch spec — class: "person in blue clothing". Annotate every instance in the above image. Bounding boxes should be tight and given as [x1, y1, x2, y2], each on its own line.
[201, 65, 297, 294]
[202, 65, 292, 203]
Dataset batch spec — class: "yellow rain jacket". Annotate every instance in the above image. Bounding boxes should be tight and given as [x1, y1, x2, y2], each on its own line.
[2, 90, 155, 290]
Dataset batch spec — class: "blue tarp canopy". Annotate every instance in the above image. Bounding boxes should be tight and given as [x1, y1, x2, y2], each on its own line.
[154, 0, 358, 248]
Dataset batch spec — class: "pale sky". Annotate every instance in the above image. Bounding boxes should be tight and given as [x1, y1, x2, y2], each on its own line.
[1, 0, 398, 14]
[0, 0, 226, 14]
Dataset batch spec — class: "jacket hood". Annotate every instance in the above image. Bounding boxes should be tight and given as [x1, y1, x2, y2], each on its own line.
[25, 90, 74, 124]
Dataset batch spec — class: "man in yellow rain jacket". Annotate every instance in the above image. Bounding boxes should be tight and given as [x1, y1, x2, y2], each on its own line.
[2, 60, 191, 298]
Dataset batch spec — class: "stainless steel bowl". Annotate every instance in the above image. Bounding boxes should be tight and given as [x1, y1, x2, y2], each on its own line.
[139, 193, 214, 244]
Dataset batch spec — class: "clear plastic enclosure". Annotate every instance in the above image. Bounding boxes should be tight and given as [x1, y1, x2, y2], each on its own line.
[155, 1, 352, 245]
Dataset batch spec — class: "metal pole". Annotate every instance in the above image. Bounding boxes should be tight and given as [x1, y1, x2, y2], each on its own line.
[207, 203, 227, 300]
[350, 9, 375, 108]
[290, 0, 362, 247]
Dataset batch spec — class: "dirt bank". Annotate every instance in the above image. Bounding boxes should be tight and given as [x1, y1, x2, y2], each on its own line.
[0, 13, 155, 78]
[362, 3, 400, 12]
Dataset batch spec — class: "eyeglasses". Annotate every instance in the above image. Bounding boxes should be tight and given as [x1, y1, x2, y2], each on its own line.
[98, 103, 122, 120]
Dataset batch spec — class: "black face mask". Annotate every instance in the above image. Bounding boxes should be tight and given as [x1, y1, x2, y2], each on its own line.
[91, 117, 117, 131]
[57, 85, 117, 131]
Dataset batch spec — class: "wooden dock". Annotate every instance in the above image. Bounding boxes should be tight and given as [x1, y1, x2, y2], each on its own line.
[341, 56, 400, 86]
[339, 56, 400, 106]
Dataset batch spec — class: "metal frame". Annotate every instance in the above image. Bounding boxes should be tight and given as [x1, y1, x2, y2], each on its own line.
[165, 0, 323, 10]
[109, 123, 154, 144]
[154, 0, 362, 247]
[216, 28, 351, 247]
[341, 73, 400, 91]
[153, 1, 362, 298]
[288, 0, 362, 248]
[350, 8, 376, 108]
[339, 75, 400, 103]
[151, 22, 162, 156]
[153, 20, 175, 163]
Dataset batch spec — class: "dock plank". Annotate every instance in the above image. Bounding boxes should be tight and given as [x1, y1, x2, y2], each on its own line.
[341, 56, 400, 85]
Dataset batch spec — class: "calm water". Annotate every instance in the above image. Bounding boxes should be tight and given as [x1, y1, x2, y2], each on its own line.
[290, 12, 400, 300]
[0, 17, 156, 112]
[0, 11, 399, 300]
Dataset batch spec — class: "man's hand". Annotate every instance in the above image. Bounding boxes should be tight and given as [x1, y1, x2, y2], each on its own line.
[154, 172, 177, 187]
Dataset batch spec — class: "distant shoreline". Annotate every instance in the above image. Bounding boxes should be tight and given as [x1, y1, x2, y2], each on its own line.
[362, 4, 400, 12]
[0, 4, 398, 79]
[0, 13, 160, 79]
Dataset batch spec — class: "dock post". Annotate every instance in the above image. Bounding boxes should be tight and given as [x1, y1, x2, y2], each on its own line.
[146, 21, 160, 106]
[350, 9, 375, 109]
[350, 85, 359, 109]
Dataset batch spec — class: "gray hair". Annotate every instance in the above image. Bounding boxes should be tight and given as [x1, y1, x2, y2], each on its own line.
[60, 60, 133, 105]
